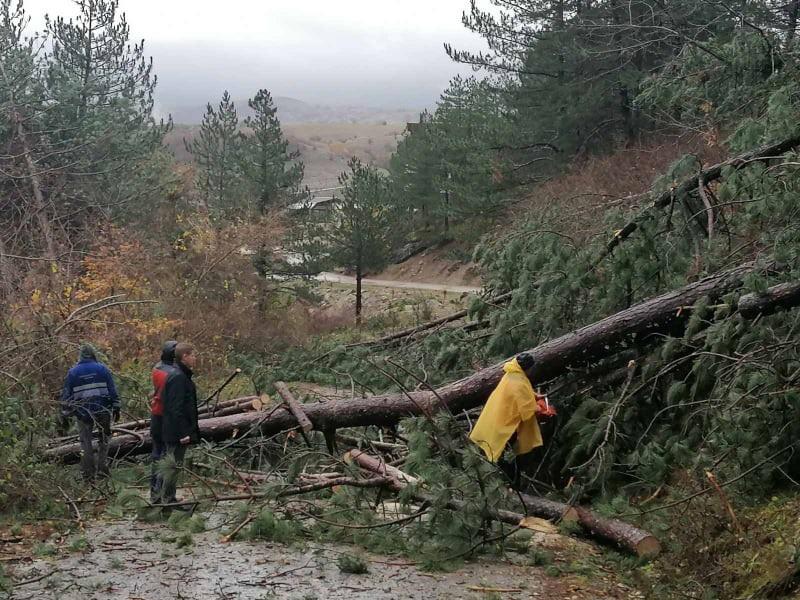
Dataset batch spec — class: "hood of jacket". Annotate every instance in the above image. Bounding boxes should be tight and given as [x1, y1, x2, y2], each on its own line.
[503, 358, 525, 376]
[160, 340, 178, 364]
[79, 344, 97, 362]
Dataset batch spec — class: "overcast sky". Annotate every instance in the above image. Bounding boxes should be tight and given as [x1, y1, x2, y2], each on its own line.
[23, 0, 487, 110]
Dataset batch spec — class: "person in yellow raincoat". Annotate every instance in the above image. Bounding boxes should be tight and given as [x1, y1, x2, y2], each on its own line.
[469, 352, 556, 467]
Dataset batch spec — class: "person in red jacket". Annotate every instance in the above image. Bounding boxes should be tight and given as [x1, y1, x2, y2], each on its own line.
[150, 340, 177, 503]
[161, 342, 200, 508]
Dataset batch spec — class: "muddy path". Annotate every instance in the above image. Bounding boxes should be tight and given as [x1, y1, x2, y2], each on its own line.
[316, 272, 481, 294]
[5, 514, 644, 600]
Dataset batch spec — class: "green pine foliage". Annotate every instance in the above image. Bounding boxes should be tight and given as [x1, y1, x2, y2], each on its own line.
[278, 49, 800, 503]
[0, 0, 169, 260]
[240, 88, 305, 213]
[320, 157, 400, 320]
[247, 508, 304, 543]
[336, 553, 369, 574]
[390, 77, 512, 242]
[185, 91, 245, 218]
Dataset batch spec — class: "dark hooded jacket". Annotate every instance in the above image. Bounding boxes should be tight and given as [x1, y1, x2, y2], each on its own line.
[151, 341, 177, 417]
[162, 360, 200, 445]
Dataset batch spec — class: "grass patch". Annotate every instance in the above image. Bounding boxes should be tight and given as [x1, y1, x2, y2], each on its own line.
[528, 548, 554, 566]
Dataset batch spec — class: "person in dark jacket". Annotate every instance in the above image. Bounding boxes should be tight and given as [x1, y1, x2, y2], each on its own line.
[150, 340, 177, 503]
[61, 344, 120, 480]
[161, 342, 200, 506]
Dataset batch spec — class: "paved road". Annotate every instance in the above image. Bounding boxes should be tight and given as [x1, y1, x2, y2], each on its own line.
[315, 272, 481, 294]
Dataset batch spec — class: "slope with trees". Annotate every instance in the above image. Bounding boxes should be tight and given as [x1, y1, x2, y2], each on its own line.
[7, 0, 800, 596]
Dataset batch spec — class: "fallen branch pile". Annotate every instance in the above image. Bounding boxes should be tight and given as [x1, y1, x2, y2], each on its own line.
[46, 261, 799, 464]
[346, 449, 661, 558]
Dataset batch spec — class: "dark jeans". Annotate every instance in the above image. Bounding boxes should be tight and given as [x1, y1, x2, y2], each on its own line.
[77, 410, 112, 480]
[161, 443, 187, 503]
[149, 415, 166, 502]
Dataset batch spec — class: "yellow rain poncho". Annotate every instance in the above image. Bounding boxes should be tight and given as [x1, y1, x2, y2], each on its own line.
[469, 358, 543, 462]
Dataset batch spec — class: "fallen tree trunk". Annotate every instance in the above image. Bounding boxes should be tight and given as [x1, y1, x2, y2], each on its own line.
[49, 396, 263, 445]
[571, 504, 661, 557]
[346, 303, 498, 350]
[738, 281, 800, 319]
[344, 449, 533, 530]
[514, 496, 662, 558]
[597, 134, 800, 264]
[275, 382, 313, 434]
[346, 449, 660, 558]
[117, 396, 259, 431]
[46, 264, 796, 464]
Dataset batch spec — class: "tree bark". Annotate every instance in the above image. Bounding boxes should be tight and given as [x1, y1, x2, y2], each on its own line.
[788, 0, 799, 42]
[0, 62, 57, 262]
[571, 505, 661, 558]
[356, 262, 363, 325]
[275, 381, 313, 434]
[49, 396, 262, 447]
[47, 262, 800, 465]
[738, 281, 800, 319]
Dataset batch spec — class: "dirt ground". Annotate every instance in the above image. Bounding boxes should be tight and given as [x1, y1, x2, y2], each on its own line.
[313, 279, 475, 327]
[4, 513, 644, 600]
[379, 248, 481, 289]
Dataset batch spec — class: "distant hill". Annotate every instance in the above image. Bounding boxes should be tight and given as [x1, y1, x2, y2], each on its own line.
[166, 121, 408, 190]
[161, 96, 422, 125]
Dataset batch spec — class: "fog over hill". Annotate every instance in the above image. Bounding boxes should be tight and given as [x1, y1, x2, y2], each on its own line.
[161, 96, 421, 125]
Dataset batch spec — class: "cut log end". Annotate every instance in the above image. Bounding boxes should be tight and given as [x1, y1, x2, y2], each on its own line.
[561, 506, 579, 522]
[635, 536, 662, 559]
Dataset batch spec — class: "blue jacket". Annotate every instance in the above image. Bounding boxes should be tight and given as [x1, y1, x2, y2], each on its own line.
[61, 358, 120, 421]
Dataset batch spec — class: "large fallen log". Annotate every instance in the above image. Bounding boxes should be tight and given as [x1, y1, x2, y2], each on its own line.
[346, 449, 660, 558]
[49, 396, 262, 447]
[46, 265, 797, 464]
[737, 281, 800, 319]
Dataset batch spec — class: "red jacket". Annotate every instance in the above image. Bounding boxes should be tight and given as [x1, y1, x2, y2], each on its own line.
[150, 362, 173, 416]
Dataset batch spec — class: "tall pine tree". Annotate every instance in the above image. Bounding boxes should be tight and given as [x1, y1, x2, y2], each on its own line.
[240, 89, 304, 213]
[186, 91, 243, 218]
[326, 157, 396, 323]
[44, 0, 167, 218]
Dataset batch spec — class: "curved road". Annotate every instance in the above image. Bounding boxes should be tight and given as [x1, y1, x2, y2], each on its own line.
[315, 272, 481, 294]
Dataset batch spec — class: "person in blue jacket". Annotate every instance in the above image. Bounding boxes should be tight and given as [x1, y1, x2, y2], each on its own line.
[61, 344, 120, 480]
